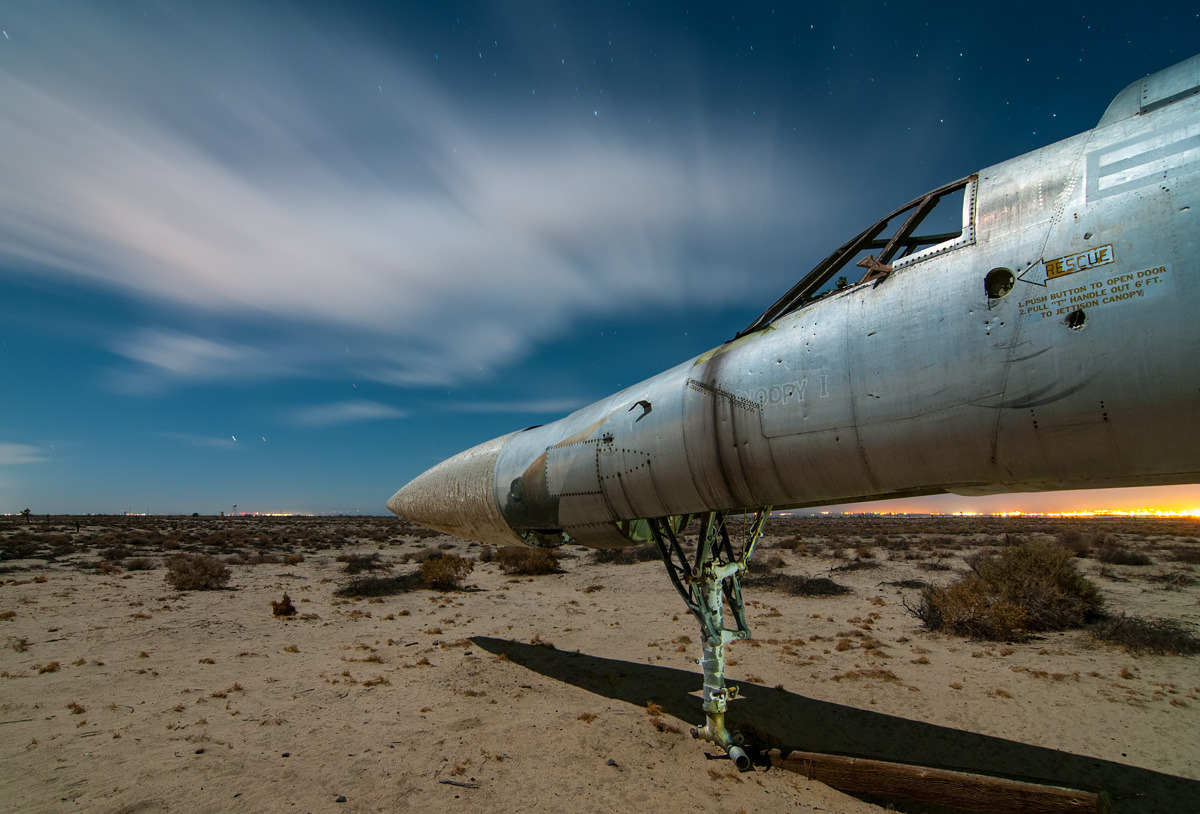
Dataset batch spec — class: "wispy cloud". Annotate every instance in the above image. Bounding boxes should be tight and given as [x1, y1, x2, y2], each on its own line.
[114, 331, 255, 378]
[0, 4, 814, 390]
[288, 401, 406, 428]
[159, 432, 240, 451]
[0, 443, 49, 466]
[448, 398, 585, 415]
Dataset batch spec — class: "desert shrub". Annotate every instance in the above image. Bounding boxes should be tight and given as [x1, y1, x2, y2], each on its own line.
[496, 546, 562, 575]
[334, 573, 421, 598]
[1091, 614, 1200, 655]
[831, 559, 881, 573]
[420, 554, 475, 590]
[0, 538, 38, 560]
[284, 553, 304, 565]
[99, 545, 132, 562]
[1168, 547, 1200, 564]
[589, 543, 660, 565]
[271, 593, 297, 617]
[743, 573, 851, 596]
[165, 554, 231, 591]
[909, 542, 1102, 641]
[1096, 543, 1153, 566]
[1056, 528, 1091, 557]
[124, 557, 156, 571]
[880, 578, 930, 590]
[752, 553, 787, 572]
[337, 553, 386, 574]
[399, 547, 443, 564]
[478, 546, 494, 563]
[1144, 567, 1197, 589]
[767, 535, 804, 551]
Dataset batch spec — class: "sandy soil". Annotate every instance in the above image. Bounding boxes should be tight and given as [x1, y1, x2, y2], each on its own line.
[1, 516, 1198, 813]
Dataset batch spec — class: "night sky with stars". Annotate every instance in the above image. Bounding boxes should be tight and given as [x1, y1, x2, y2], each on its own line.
[3, 2, 1199, 515]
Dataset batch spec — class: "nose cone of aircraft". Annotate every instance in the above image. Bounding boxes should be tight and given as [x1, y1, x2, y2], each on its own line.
[387, 432, 526, 548]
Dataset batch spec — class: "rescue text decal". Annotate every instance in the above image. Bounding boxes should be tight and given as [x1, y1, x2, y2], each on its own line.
[1043, 244, 1114, 280]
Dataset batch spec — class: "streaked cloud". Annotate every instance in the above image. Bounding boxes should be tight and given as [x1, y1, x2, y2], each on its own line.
[159, 432, 240, 451]
[448, 398, 585, 415]
[0, 4, 814, 390]
[0, 443, 49, 466]
[114, 331, 255, 379]
[289, 401, 406, 428]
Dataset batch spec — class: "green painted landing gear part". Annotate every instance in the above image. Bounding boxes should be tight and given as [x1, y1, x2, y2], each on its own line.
[650, 508, 770, 770]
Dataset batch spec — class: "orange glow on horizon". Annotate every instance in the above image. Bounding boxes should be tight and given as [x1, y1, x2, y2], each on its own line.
[830, 484, 1200, 517]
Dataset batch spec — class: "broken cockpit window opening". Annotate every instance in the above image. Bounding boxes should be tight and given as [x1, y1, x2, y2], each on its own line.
[737, 175, 978, 338]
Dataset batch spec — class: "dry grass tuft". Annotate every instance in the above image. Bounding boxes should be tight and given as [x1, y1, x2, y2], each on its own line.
[645, 700, 681, 734]
[529, 633, 555, 649]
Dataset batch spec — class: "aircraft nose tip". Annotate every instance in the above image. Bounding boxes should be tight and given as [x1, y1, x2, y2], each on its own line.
[386, 433, 526, 548]
[384, 481, 418, 520]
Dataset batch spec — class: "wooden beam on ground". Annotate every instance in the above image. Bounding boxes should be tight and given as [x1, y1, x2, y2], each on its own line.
[771, 749, 1108, 814]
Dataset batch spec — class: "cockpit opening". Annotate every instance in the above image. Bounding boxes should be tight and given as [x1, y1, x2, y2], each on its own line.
[738, 174, 978, 337]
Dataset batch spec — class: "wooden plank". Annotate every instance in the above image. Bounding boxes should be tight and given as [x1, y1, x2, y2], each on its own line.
[772, 749, 1106, 814]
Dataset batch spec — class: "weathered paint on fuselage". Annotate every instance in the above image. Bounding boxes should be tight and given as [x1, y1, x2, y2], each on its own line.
[389, 54, 1200, 549]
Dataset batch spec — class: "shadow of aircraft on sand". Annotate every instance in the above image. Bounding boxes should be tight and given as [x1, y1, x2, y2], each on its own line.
[472, 636, 1195, 814]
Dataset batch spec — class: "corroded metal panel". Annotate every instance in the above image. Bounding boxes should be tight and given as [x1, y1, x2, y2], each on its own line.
[546, 440, 600, 498]
[681, 375, 760, 509]
[385, 432, 525, 547]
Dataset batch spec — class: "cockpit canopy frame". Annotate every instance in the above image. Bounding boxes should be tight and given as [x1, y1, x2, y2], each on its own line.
[737, 173, 978, 338]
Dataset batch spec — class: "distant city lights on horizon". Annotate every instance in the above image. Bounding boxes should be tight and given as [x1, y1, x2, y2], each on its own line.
[5, 507, 1200, 519]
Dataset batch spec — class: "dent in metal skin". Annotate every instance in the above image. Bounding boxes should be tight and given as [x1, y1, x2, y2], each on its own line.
[386, 432, 525, 547]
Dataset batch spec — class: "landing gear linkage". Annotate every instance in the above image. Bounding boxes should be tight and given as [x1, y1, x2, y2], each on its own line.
[649, 507, 771, 770]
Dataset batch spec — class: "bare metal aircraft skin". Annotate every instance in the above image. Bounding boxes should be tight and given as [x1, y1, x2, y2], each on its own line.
[390, 53, 1200, 550]
[387, 54, 1200, 767]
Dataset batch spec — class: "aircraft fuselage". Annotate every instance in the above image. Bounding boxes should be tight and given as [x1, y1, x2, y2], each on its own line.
[389, 54, 1200, 550]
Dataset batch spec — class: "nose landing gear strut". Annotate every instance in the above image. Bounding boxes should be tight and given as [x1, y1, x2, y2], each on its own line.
[650, 508, 770, 770]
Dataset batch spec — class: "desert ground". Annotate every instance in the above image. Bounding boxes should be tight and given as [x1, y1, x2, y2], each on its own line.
[2, 514, 1198, 813]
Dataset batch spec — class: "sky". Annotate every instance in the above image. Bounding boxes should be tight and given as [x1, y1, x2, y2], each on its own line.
[2, 2, 1199, 516]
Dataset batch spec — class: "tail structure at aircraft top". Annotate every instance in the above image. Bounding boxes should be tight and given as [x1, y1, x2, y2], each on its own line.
[388, 53, 1200, 769]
